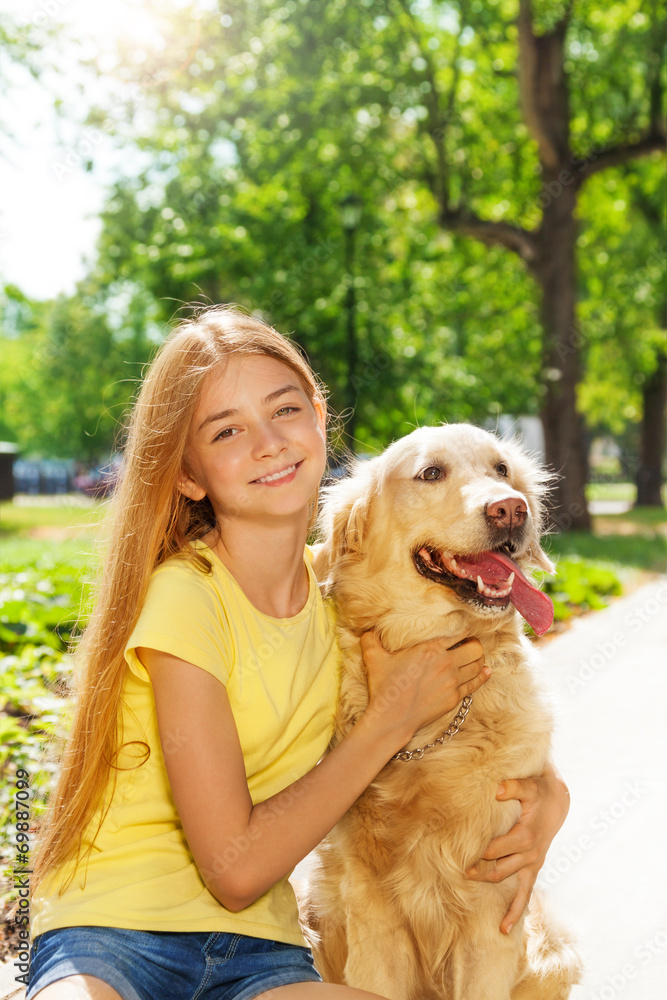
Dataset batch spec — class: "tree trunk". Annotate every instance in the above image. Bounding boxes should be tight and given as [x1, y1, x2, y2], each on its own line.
[636, 344, 667, 506]
[533, 182, 592, 531]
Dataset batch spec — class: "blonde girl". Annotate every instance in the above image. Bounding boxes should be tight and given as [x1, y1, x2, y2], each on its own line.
[27, 306, 569, 1000]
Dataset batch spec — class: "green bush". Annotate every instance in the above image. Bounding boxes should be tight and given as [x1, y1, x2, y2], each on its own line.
[541, 556, 623, 623]
[0, 546, 94, 901]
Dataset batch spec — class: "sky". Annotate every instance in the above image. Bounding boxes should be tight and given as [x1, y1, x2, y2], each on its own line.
[1, 0, 182, 300]
[0, 63, 105, 300]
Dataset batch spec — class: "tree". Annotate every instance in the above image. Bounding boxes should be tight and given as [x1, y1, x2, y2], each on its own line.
[0, 282, 158, 462]
[85, 0, 664, 507]
[379, 0, 665, 527]
[626, 164, 666, 506]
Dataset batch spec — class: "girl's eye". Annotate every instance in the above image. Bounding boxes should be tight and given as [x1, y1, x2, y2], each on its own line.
[275, 406, 300, 416]
[215, 427, 239, 441]
[417, 466, 443, 481]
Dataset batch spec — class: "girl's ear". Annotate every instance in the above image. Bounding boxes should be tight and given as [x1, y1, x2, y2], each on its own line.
[177, 471, 207, 502]
[313, 396, 326, 433]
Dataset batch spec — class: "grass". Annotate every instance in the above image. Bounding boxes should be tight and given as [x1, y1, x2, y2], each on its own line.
[0, 499, 105, 536]
[593, 506, 667, 531]
[545, 527, 666, 575]
[586, 481, 667, 504]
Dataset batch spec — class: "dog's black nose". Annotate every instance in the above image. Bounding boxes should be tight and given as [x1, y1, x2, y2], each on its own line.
[485, 497, 527, 529]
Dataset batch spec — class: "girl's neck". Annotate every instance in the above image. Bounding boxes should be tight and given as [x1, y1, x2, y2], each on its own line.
[205, 516, 311, 619]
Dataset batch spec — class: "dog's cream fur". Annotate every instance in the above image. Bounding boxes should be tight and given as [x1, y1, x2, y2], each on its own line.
[302, 424, 580, 1000]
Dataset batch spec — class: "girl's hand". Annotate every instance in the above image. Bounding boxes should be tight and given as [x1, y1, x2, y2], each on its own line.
[360, 630, 490, 740]
[465, 763, 570, 934]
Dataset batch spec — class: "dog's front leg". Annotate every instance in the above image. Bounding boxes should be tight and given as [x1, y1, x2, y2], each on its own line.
[445, 897, 525, 1000]
[343, 903, 419, 1000]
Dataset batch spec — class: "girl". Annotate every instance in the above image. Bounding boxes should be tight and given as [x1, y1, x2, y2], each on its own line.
[27, 305, 569, 1000]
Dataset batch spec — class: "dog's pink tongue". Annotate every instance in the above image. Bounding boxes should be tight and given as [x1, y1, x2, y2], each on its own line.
[459, 550, 554, 636]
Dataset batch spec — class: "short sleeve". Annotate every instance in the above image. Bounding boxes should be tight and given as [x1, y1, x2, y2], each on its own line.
[125, 559, 234, 685]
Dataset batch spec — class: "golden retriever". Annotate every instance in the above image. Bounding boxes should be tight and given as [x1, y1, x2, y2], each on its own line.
[302, 423, 580, 1000]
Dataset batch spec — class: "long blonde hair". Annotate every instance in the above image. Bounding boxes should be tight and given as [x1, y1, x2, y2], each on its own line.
[32, 305, 330, 894]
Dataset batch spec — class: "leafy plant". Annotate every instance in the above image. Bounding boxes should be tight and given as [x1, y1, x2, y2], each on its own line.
[0, 548, 93, 904]
[539, 556, 624, 624]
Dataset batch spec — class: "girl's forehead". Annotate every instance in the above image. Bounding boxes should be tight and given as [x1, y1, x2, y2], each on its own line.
[198, 354, 305, 406]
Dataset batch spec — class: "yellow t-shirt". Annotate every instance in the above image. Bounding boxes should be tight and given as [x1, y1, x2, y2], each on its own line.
[31, 541, 341, 946]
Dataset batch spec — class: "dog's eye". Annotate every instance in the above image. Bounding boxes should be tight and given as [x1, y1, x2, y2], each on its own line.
[418, 466, 443, 481]
[496, 463, 508, 477]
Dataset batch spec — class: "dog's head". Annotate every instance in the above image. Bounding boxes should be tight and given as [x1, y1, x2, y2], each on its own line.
[315, 423, 555, 638]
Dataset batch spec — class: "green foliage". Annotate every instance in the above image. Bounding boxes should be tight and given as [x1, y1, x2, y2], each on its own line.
[83, 0, 663, 452]
[0, 283, 158, 461]
[542, 556, 624, 622]
[0, 543, 95, 889]
[1, 0, 664, 464]
[577, 156, 666, 438]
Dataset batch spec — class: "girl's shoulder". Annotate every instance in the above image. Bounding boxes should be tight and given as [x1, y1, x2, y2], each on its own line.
[147, 542, 221, 604]
[127, 542, 234, 683]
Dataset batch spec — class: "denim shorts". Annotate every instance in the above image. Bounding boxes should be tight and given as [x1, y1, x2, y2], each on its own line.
[26, 926, 322, 1000]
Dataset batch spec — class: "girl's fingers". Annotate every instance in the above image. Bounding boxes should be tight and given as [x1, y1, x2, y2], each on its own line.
[445, 634, 479, 651]
[447, 637, 485, 665]
[496, 776, 540, 804]
[480, 830, 525, 861]
[456, 664, 491, 699]
[501, 870, 536, 935]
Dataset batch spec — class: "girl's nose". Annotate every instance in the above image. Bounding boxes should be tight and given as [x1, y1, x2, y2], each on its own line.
[252, 421, 288, 458]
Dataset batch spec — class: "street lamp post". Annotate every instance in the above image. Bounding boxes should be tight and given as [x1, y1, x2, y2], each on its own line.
[340, 194, 362, 452]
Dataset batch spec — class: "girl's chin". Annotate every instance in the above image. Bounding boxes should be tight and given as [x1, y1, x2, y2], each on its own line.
[214, 494, 316, 523]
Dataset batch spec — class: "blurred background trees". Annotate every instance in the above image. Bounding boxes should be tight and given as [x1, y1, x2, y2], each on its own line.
[1, 0, 665, 524]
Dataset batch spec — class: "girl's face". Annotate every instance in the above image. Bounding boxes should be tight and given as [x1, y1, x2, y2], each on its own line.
[180, 354, 327, 528]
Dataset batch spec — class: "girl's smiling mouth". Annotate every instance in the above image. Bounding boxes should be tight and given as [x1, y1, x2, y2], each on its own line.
[252, 460, 304, 485]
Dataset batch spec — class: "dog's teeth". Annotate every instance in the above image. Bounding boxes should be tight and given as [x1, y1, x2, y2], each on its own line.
[477, 575, 484, 594]
[507, 572, 515, 587]
[450, 557, 458, 570]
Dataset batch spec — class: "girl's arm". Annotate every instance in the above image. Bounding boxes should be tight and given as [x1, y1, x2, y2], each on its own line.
[465, 761, 570, 934]
[140, 632, 489, 912]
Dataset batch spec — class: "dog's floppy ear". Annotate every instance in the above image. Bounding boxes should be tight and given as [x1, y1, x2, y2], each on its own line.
[527, 543, 556, 575]
[329, 492, 369, 563]
[314, 468, 374, 589]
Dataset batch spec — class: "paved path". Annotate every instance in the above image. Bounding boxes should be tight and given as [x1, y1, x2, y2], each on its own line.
[3, 578, 665, 1000]
[0, 961, 23, 1000]
[535, 576, 667, 1000]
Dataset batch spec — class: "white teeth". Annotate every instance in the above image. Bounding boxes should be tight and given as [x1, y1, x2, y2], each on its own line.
[450, 557, 458, 571]
[507, 572, 515, 587]
[256, 464, 296, 484]
[477, 574, 512, 600]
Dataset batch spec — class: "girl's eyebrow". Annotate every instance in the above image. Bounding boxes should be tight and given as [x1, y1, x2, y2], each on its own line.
[197, 383, 304, 434]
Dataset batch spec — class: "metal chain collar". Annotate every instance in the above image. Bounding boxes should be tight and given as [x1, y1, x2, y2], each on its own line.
[391, 695, 473, 762]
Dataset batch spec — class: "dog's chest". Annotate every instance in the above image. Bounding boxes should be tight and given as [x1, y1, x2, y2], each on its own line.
[335, 659, 551, 868]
